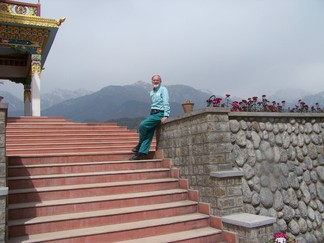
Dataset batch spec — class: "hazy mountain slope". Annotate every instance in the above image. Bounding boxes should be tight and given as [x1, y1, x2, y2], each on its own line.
[0, 89, 94, 116]
[168, 84, 212, 107]
[42, 84, 151, 121]
[42, 83, 212, 122]
[268, 89, 310, 103]
[302, 91, 324, 108]
[0, 91, 24, 116]
[41, 89, 92, 109]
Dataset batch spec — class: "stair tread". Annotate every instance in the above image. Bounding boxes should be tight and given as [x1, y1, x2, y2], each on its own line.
[7, 132, 136, 136]
[8, 141, 140, 146]
[8, 188, 187, 209]
[8, 213, 209, 243]
[7, 150, 139, 157]
[117, 227, 223, 243]
[7, 145, 135, 151]
[9, 168, 169, 180]
[7, 137, 138, 142]
[8, 158, 161, 169]
[9, 178, 178, 194]
[9, 200, 197, 226]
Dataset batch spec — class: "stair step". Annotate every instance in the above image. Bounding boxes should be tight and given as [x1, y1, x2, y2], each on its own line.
[7, 151, 156, 164]
[118, 228, 224, 243]
[7, 126, 128, 131]
[8, 189, 188, 219]
[7, 117, 73, 122]
[6, 133, 137, 139]
[8, 168, 171, 189]
[8, 214, 210, 243]
[8, 178, 179, 203]
[9, 201, 198, 236]
[8, 159, 163, 176]
[7, 145, 142, 155]
[7, 121, 116, 125]
[7, 125, 127, 130]
[7, 136, 139, 141]
[7, 141, 140, 149]
[7, 130, 136, 136]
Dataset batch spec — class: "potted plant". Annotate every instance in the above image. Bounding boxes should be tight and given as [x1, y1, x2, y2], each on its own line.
[182, 99, 194, 113]
[265, 232, 296, 243]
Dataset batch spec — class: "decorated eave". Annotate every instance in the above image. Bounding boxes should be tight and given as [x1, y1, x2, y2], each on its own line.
[0, 0, 64, 81]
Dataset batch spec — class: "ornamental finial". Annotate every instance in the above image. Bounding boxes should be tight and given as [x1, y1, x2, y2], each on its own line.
[58, 17, 66, 26]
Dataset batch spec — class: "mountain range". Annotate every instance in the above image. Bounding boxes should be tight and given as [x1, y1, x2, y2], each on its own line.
[41, 82, 213, 122]
[1, 82, 323, 122]
[0, 82, 212, 122]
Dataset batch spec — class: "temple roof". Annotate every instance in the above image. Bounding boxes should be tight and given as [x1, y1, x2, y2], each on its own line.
[0, 0, 64, 81]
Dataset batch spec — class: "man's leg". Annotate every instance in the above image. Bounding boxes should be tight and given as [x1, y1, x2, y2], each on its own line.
[138, 113, 163, 154]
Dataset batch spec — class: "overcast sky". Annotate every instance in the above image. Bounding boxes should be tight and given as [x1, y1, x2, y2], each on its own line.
[2, 0, 324, 99]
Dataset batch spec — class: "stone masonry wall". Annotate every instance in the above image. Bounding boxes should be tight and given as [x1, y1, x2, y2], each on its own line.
[156, 108, 244, 216]
[156, 108, 324, 243]
[0, 103, 8, 243]
[229, 113, 324, 243]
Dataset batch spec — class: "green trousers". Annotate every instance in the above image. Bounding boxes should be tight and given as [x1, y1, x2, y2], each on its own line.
[138, 111, 164, 154]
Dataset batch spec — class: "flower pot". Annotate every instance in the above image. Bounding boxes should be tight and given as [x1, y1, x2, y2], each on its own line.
[182, 103, 194, 113]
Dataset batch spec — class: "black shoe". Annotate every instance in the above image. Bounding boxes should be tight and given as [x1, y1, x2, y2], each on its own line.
[129, 153, 146, 160]
[132, 143, 141, 153]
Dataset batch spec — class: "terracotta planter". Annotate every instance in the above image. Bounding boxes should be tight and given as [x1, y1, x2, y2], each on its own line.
[182, 102, 194, 113]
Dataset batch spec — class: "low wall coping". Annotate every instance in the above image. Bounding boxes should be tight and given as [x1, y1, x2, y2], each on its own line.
[229, 111, 324, 118]
[210, 170, 244, 178]
[222, 213, 276, 228]
[166, 107, 231, 123]
[0, 103, 8, 109]
[167, 108, 324, 124]
[0, 187, 8, 196]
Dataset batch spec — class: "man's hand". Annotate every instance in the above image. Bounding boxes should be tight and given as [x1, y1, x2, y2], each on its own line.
[161, 116, 168, 124]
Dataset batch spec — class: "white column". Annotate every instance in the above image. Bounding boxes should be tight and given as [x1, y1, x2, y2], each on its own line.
[30, 54, 42, 117]
[23, 85, 32, 116]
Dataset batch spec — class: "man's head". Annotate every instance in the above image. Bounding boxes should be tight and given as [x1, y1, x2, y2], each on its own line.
[151, 74, 162, 88]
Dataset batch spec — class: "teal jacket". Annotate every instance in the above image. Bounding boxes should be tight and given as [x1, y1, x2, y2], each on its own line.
[150, 85, 170, 117]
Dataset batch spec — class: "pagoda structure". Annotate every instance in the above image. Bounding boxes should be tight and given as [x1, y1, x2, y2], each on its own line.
[0, 0, 64, 116]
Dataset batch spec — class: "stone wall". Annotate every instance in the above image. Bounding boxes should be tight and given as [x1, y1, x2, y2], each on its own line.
[156, 108, 244, 217]
[229, 112, 324, 243]
[0, 103, 8, 243]
[156, 108, 324, 242]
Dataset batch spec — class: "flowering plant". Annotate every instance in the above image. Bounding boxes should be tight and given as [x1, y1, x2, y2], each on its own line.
[206, 94, 323, 113]
[265, 231, 297, 243]
[206, 94, 230, 108]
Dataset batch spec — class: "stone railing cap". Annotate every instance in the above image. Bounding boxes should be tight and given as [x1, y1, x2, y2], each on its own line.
[166, 107, 230, 123]
[0, 187, 8, 196]
[0, 103, 8, 109]
[222, 213, 276, 228]
[229, 111, 324, 118]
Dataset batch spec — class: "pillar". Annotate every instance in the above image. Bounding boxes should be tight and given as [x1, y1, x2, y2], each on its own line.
[23, 84, 31, 116]
[24, 54, 42, 117]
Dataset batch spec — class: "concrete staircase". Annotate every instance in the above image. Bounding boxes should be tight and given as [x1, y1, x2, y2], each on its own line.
[6, 117, 236, 243]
